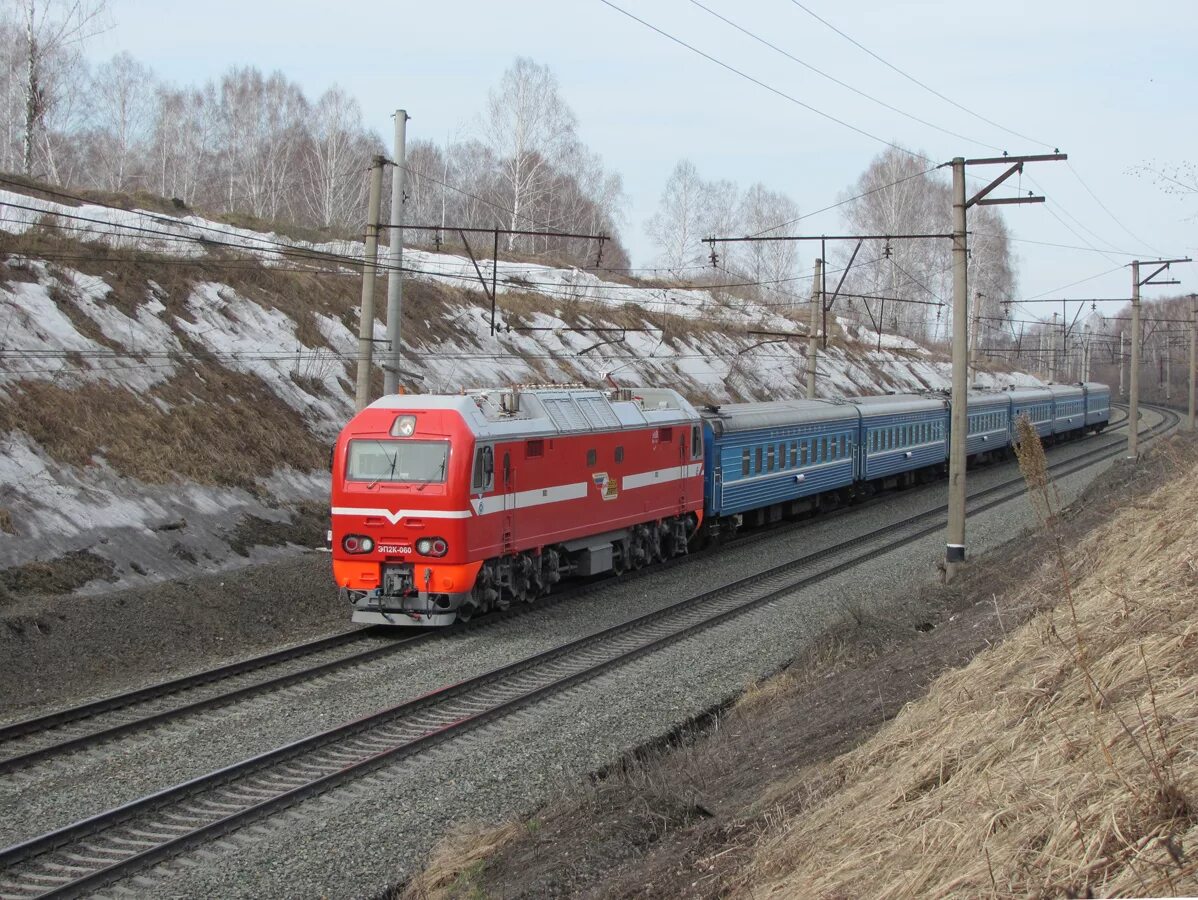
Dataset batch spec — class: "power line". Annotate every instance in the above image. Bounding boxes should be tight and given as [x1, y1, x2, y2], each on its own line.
[596, 0, 938, 165]
[1067, 161, 1164, 257]
[750, 165, 941, 237]
[784, 0, 1053, 150]
[684, 0, 1002, 152]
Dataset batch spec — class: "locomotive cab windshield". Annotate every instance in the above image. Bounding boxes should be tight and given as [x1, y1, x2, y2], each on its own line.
[346, 439, 450, 485]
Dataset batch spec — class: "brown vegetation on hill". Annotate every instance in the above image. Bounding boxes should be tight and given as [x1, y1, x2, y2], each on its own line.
[742, 437, 1198, 898]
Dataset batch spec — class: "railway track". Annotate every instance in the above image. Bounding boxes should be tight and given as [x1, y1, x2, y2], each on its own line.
[0, 404, 1176, 899]
[0, 405, 1142, 778]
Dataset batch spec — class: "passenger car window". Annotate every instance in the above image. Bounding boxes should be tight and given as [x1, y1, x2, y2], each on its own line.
[742, 448, 750, 477]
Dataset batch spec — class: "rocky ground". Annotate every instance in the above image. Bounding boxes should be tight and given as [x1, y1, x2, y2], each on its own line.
[0, 546, 347, 719]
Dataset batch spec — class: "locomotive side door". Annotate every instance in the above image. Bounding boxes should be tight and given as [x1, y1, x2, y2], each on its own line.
[678, 429, 689, 513]
[502, 450, 515, 554]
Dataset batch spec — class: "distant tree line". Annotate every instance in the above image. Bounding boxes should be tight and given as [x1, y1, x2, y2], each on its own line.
[0, 2, 630, 265]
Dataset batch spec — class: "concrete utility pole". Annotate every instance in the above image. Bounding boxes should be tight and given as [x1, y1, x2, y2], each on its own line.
[945, 158, 969, 580]
[355, 156, 385, 412]
[1119, 332, 1125, 398]
[1083, 324, 1091, 382]
[1129, 261, 1142, 457]
[968, 290, 982, 385]
[944, 151, 1065, 582]
[1165, 345, 1172, 401]
[383, 109, 409, 396]
[1128, 256, 1191, 455]
[807, 257, 822, 399]
[1189, 295, 1196, 432]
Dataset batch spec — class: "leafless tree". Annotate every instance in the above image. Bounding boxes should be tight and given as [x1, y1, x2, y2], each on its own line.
[738, 183, 802, 304]
[149, 83, 216, 204]
[7, 0, 107, 175]
[646, 159, 711, 272]
[217, 67, 308, 221]
[839, 147, 952, 340]
[301, 86, 371, 229]
[88, 50, 154, 191]
[481, 56, 578, 250]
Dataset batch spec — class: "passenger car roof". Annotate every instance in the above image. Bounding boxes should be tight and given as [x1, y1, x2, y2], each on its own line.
[701, 399, 856, 434]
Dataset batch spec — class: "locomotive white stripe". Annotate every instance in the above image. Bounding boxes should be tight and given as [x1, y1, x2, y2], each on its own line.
[469, 481, 589, 515]
[331, 507, 472, 525]
[621, 462, 703, 491]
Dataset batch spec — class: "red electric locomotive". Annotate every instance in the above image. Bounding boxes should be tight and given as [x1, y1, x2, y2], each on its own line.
[330, 386, 705, 625]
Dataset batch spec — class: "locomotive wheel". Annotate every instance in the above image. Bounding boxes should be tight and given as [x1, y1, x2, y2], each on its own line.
[456, 600, 475, 624]
[612, 540, 630, 576]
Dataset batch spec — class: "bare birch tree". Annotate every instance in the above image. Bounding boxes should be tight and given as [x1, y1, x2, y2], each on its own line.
[88, 50, 153, 191]
[646, 159, 710, 272]
[9, 0, 107, 174]
[738, 183, 801, 304]
[840, 147, 952, 340]
[481, 57, 577, 250]
[301, 86, 370, 229]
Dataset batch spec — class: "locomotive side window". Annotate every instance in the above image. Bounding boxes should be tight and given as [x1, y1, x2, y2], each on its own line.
[691, 426, 701, 459]
[615, 446, 624, 463]
[472, 445, 494, 491]
[586, 449, 597, 467]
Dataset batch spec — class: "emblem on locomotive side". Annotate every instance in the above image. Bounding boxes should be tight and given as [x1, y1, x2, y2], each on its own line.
[592, 472, 619, 500]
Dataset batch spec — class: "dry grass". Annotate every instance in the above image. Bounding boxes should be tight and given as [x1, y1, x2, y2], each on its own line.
[0, 507, 14, 535]
[399, 821, 525, 900]
[0, 368, 327, 489]
[738, 437, 1198, 898]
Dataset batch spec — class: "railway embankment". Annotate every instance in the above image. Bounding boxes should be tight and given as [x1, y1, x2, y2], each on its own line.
[401, 431, 1198, 899]
[0, 181, 1042, 601]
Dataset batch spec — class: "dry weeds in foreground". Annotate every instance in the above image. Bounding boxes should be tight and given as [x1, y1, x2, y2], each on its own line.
[739, 433, 1198, 898]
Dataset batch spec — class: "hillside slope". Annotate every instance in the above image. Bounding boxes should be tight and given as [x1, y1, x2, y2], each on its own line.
[0, 183, 1041, 595]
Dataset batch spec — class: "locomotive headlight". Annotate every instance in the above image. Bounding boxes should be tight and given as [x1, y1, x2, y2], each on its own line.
[391, 415, 417, 437]
[342, 534, 373, 554]
[415, 537, 448, 557]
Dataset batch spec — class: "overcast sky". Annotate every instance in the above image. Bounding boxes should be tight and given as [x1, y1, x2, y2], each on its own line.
[89, 0, 1198, 323]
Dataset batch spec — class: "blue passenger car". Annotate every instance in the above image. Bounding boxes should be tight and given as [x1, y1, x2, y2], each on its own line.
[701, 400, 858, 524]
[851, 394, 949, 482]
[1082, 382, 1110, 431]
[1008, 387, 1054, 439]
[1047, 384, 1086, 435]
[961, 391, 1012, 458]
